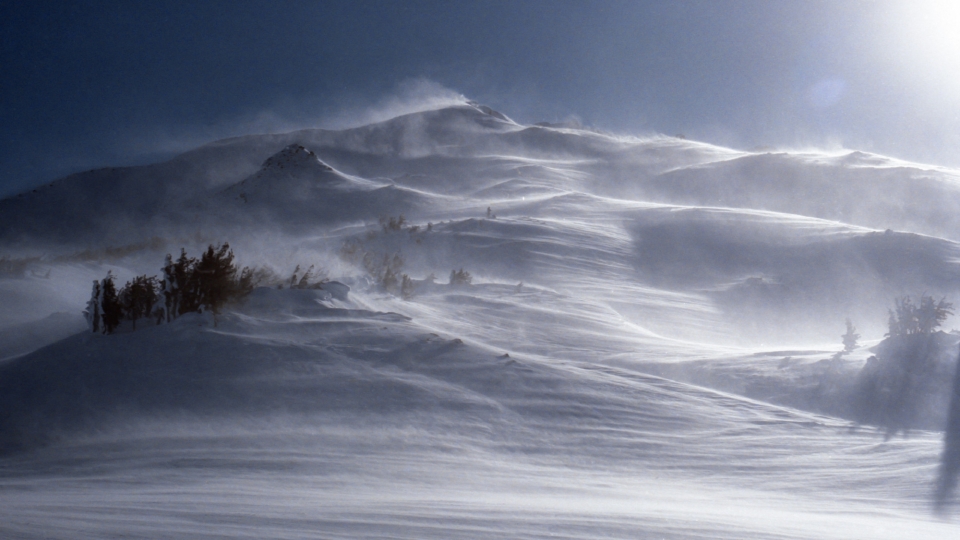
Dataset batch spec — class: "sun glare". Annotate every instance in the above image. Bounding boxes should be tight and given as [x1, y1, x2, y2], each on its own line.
[889, 1, 960, 89]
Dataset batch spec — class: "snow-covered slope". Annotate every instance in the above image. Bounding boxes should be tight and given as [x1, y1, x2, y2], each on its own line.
[2, 100, 960, 537]
[637, 150, 960, 239]
[215, 144, 433, 227]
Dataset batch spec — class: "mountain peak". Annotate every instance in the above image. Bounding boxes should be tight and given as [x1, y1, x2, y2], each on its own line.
[465, 101, 511, 122]
[261, 144, 333, 172]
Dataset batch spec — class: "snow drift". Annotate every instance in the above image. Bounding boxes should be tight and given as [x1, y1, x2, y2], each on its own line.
[2, 101, 960, 538]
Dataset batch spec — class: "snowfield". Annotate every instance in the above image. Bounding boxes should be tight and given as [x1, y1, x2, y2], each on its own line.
[1, 101, 959, 538]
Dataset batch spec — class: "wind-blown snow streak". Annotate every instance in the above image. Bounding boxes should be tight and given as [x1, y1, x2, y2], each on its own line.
[937, 344, 960, 513]
[2, 102, 960, 537]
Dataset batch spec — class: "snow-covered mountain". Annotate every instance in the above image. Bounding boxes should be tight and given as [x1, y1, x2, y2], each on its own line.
[2, 100, 960, 538]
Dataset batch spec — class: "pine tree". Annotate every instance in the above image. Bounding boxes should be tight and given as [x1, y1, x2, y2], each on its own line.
[289, 265, 301, 288]
[886, 295, 954, 337]
[297, 265, 314, 289]
[173, 249, 199, 315]
[400, 274, 415, 300]
[382, 266, 399, 293]
[120, 275, 158, 330]
[84, 280, 101, 333]
[90, 244, 258, 333]
[160, 254, 177, 323]
[237, 266, 256, 296]
[194, 243, 239, 315]
[842, 318, 860, 353]
[99, 272, 122, 334]
[918, 295, 954, 334]
[886, 309, 899, 337]
[449, 268, 472, 286]
[897, 297, 918, 335]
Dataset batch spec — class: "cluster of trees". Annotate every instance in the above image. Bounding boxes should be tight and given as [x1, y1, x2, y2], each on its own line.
[886, 295, 954, 337]
[850, 294, 957, 437]
[379, 214, 407, 232]
[84, 243, 255, 334]
[837, 295, 953, 353]
[339, 215, 478, 299]
[449, 268, 473, 286]
[340, 239, 475, 300]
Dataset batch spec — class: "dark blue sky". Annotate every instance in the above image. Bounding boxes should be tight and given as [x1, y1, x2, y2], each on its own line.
[3, 0, 959, 196]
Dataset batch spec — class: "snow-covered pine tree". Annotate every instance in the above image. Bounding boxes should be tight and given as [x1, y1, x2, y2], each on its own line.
[160, 254, 177, 323]
[84, 280, 102, 333]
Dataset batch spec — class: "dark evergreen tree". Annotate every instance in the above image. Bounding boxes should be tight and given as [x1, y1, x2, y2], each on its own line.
[289, 265, 302, 288]
[99, 273, 122, 334]
[160, 254, 177, 323]
[449, 268, 472, 286]
[237, 266, 256, 296]
[194, 243, 239, 315]
[120, 275, 158, 330]
[173, 249, 200, 315]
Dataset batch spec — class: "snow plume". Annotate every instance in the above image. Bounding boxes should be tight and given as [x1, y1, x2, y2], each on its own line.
[320, 79, 468, 129]
[114, 80, 466, 169]
[121, 109, 309, 158]
[936, 348, 960, 514]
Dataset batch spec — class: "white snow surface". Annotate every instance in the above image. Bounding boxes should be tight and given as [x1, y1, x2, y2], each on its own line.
[2, 102, 960, 537]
